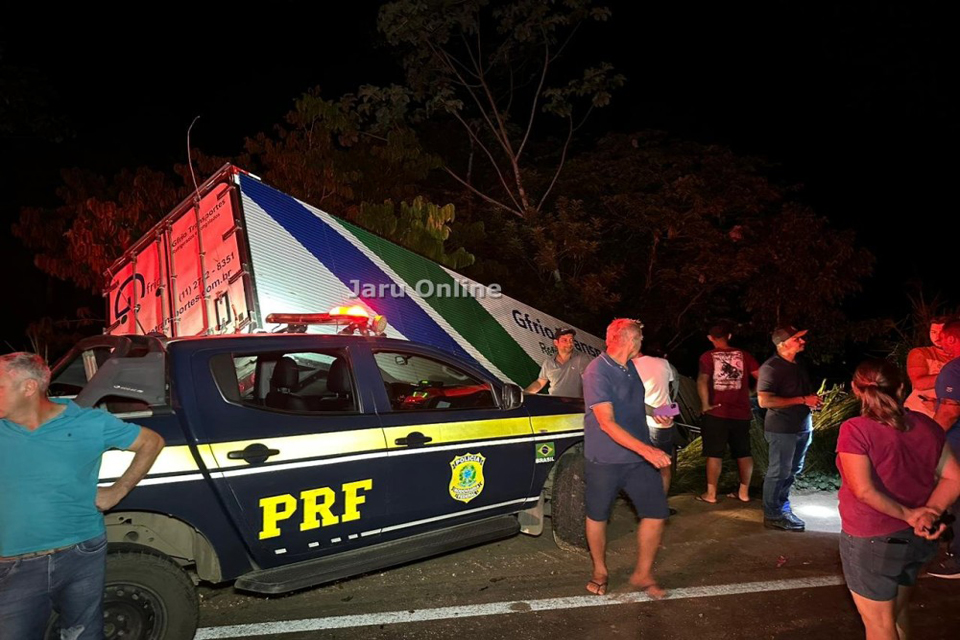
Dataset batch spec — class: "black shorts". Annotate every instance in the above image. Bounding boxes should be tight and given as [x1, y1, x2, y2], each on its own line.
[839, 529, 937, 601]
[584, 459, 669, 522]
[700, 414, 752, 459]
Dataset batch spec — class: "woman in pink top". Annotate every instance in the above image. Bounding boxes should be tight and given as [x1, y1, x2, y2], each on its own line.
[836, 359, 960, 640]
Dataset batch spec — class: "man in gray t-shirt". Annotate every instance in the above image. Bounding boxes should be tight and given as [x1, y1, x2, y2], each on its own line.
[526, 328, 593, 397]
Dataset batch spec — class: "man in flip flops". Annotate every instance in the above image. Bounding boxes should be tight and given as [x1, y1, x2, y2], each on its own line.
[581, 319, 673, 598]
[696, 321, 760, 504]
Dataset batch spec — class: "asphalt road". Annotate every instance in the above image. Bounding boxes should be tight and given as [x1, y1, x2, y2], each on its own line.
[194, 492, 958, 639]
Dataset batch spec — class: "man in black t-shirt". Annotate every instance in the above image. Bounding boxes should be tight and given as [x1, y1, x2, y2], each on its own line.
[757, 326, 822, 532]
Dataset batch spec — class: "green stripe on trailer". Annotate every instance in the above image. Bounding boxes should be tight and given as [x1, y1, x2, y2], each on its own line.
[331, 218, 539, 384]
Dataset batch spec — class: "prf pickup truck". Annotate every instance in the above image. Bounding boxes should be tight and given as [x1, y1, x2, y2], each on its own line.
[48, 313, 587, 639]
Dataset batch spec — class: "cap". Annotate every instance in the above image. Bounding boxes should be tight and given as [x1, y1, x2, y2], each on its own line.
[554, 328, 577, 340]
[708, 321, 733, 339]
[772, 325, 808, 346]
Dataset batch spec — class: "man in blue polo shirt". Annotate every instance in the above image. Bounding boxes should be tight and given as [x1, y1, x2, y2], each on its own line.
[0, 352, 165, 639]
[582, 319, 672, 599]
[930, 319, 960, 579]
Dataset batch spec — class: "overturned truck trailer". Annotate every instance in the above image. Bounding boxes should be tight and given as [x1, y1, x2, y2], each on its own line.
[104, 164, 604, 386]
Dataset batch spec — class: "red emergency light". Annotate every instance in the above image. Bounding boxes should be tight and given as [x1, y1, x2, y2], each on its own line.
[265, 307, 387, 335]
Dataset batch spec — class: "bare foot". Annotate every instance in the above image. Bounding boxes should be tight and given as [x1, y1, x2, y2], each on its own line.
[629, 574, 667, 600]
[586, 575, 608, 596]
[726, 490, 750, 503]
[695, 493, 718, 504]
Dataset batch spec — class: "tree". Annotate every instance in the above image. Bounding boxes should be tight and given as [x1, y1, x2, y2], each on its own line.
[378, 0, 623, 218]
[239, 87, 477, 269]
[551, 131, 875, 356]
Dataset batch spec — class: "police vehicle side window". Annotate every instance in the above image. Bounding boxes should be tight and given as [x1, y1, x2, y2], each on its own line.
[216, 351, 358, 414]
[374, 351, 495, 411]
[48, 346, 115, 397]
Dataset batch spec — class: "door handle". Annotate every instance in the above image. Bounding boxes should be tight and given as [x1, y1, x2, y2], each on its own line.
[394, 431, 433, 447]
[227, 443, 280, 464]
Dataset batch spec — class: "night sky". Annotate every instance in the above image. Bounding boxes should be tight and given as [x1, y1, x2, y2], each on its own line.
[1, 1, 956, 351]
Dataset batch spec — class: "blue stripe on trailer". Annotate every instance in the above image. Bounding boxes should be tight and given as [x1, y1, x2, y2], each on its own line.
[240, 175, 489, 373]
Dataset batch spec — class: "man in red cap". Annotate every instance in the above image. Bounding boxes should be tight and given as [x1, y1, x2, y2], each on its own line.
[757, 326, 822, 531]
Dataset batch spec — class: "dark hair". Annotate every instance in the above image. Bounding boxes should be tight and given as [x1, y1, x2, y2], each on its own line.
[942, 320, 960, 342]
[852, 359, 907, 432]
[931, 315, 955, 326]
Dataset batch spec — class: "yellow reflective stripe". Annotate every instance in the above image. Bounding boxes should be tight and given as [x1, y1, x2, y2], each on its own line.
[207, 428, 388, 470]
[99, 445, 198, 480]
[530, 414, 583, 434]
[383, 416, 532, 449]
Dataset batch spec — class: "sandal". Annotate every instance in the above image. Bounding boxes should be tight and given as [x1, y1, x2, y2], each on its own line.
[586, 579, 608, 596]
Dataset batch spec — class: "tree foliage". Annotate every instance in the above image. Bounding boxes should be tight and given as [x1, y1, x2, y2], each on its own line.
[378, 0, 623, 217]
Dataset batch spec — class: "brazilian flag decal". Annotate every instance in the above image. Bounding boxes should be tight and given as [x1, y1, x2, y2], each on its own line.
[536, 441, 555, 464]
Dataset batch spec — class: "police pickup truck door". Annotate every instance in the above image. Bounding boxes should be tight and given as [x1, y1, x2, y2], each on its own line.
[185, 339, 389, 568]
[370, 347, 537, 538]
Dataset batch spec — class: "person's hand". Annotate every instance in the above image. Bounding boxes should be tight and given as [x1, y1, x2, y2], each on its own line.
[906, 507, 946, 540]
[642, 446, 672, 469]
[96, 485, 127, 512]
[701, 403, 720, 414]
[653, 414, 673, 426]
[802, 395, 823, 409]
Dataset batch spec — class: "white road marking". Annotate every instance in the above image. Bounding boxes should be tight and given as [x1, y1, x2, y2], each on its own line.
[194, 575, 846, 639]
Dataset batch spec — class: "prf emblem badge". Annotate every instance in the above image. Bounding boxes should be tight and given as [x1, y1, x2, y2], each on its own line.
[449, 453, 486, 503]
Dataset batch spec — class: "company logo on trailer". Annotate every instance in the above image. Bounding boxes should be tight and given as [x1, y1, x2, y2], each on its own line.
[511, 311, 602, 357]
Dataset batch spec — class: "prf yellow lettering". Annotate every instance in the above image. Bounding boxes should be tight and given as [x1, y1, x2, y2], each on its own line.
[257, 478, 374, 539]
[259, 494, 297, 540]
[300, 487, 338, 531]
[341, 479, 373, 522]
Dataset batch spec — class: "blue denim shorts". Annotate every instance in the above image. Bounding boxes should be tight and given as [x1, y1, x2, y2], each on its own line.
[839, 528, 937, 601]
[648, 426, 676, 455]
[584, 459, 669, 521]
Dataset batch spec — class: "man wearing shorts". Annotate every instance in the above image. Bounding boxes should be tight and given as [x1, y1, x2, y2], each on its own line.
[582, 319, 672, 598]
[697, 322, 760, 503]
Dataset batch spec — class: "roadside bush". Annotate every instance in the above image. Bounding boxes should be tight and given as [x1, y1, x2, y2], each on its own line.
[672, 385, 859, 495]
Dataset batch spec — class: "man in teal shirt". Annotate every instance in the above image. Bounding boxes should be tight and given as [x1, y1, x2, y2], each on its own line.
[0, 352, 164, 639]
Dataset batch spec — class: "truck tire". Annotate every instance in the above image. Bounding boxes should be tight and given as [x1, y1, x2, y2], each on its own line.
[47, 547, 199, 640]
[551, 447, 588, 551]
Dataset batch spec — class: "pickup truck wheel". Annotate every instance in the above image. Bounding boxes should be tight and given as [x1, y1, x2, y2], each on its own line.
[551, 448, 588, 551]
[102, 549, 199, 640]
[45, 548, 200, 640]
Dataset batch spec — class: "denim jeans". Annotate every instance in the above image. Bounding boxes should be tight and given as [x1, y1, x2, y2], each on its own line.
[762, 430, 812, 519]
[947, 425, 960, 555]
[0, 533, 107, 640]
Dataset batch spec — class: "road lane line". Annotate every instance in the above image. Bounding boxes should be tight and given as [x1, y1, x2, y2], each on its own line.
[195, 575, 846, 639]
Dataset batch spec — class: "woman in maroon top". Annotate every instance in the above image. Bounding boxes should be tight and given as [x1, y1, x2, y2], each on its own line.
[836, 359, 960, 640]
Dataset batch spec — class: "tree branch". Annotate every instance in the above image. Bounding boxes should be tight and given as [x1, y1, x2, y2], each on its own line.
[536, 115, 574, 212]
[517, 34, 550, 163]
[442, 166, 523, 218]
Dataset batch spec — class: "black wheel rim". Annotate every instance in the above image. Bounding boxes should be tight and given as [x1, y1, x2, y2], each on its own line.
[103, 581, 167, 640]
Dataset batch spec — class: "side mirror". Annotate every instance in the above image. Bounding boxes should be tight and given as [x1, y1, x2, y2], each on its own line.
[501, 383, 524, 411]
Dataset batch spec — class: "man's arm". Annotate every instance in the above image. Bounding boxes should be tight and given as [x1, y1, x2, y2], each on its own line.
[697, 373, 716, 413]
[906, 349, 939, 392]
[525, 378, 548, 394]
[757, 392, 821, 410]
[592, 403, 671, 468]
[96, 427, 165, 511]
[934, 399, 960, 433]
